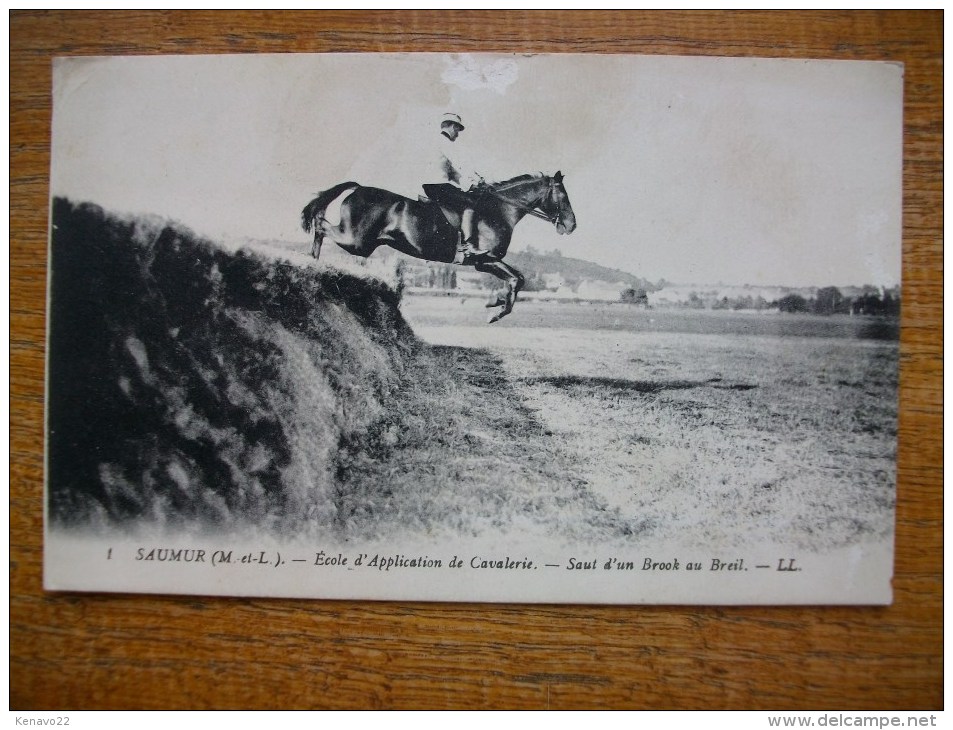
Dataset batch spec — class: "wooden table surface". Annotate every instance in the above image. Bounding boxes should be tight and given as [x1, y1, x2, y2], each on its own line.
[10, 11, 942, 710]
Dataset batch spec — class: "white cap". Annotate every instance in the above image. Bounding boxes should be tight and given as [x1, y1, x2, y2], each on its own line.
[441, 112, 465, 130]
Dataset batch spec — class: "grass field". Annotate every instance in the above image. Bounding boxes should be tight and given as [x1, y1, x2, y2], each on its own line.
[365, 296, 900, 551]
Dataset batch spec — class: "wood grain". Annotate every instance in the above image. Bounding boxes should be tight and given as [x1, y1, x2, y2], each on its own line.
[11, 11, 941, 710]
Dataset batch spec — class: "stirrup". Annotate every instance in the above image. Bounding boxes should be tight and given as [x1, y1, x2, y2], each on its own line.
[453, 234, 479, 264]
[462, 238, 490, 257]
[462, 250, 495, 266]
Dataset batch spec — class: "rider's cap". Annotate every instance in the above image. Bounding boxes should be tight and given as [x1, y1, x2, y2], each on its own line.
[441, 112, 465, 130]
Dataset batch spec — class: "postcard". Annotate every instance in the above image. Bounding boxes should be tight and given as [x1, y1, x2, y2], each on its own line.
[45, 53, 902, 603]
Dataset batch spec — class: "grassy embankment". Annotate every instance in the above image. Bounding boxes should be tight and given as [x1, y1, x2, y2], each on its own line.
[48, 200, 630, 542]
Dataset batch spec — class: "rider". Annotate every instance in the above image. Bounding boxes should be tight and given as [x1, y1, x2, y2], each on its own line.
[425, 112, 491, 262]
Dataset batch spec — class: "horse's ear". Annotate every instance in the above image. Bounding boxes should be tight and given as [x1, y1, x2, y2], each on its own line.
[554, 170, 563, 183]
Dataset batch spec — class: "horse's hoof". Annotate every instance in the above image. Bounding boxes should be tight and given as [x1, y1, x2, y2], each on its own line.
[488, 312, 506, 324]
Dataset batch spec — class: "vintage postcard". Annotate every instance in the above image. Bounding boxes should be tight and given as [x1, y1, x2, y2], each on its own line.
[45, 53, 902, 603]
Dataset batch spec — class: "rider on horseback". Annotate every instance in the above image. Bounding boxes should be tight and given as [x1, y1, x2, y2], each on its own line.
[424, 113, 492, 263]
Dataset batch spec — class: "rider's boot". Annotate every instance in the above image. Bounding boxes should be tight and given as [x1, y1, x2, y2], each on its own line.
[459, 209, 492, 261]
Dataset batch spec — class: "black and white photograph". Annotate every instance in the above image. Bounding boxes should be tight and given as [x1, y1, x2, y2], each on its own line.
[44, 53, 902, 603]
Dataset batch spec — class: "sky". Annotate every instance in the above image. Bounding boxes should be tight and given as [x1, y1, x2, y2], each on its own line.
[51, 53, 903, 288]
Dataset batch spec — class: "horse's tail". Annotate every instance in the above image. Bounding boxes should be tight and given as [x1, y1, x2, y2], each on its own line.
[301, 182, 361, 233]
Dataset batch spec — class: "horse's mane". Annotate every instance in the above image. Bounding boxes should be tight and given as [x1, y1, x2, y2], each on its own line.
[492, 172, 548, 191]
[498, 172, 546, 184]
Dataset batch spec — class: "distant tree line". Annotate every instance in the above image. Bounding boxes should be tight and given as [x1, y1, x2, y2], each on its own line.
[775, 287, 899, 316]
[675, 286, 900, 316]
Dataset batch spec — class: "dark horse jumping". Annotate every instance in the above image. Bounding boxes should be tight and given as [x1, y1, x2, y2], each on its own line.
[301, 172, 576, 322]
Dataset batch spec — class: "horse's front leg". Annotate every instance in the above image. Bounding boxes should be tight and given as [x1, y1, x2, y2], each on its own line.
[475, 259, 525, 324]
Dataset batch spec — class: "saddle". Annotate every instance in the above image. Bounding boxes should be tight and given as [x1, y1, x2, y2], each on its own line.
[420, 183, 474, 264]
[420, 184, 463, 229]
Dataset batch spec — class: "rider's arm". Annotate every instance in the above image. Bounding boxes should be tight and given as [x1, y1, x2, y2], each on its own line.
[456, 157, 484, 190]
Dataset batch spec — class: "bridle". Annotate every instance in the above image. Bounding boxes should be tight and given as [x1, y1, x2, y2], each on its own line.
[479, 176, 565, 228]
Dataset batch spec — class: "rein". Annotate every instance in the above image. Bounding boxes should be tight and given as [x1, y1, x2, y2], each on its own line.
[479, 178, 560, 225]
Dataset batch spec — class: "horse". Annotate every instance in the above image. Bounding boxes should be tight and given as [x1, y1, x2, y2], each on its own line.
[301, 172, 577, 323]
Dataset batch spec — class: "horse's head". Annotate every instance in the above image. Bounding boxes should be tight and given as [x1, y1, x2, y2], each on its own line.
[489, 172, 577, 235]
[545, 171, 576, 235]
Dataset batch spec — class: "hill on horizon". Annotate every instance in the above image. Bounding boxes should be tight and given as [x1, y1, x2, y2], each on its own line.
[503, 247, 659, 292]
[252, 237, 657, 289]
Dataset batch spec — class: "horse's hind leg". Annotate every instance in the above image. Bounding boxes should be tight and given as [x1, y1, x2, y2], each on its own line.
[311, 227, 325, 259]
[313, 218, 369, 260]
[476, 259, 525, 324]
